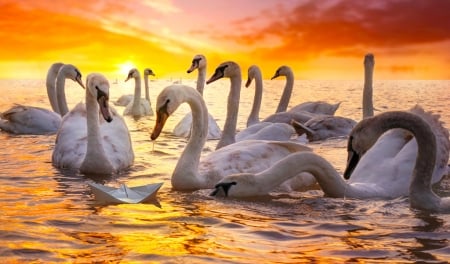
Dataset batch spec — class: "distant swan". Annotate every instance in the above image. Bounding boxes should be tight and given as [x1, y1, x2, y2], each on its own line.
[290, 53, 377, 141]
[143, 68, 155, 108]
[0, 63, 83, 135]
[52, 73, 134, 174]
[123, 68, 153, 117]
[212, 110, 450, 213]
[150, 83, 312, 191]
[172, 54, 221, 139]
[272, 65, 340, 115]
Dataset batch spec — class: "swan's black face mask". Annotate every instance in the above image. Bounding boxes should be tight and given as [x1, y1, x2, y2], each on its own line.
[96, 86, 113, 123]
[206, 65, 228, 84]
[187, 58, 201, 73]
[271, 69, 281, 80]
[210, 181, 237, 197]
[151, 99, 170, 140]
[343, 136, 359, 179]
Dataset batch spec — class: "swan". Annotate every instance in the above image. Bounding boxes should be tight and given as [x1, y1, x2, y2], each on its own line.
[233, 65, 296, 142]
[172, 54, 221, 139]
[114, 68, 155, 107]
[52, 73, 134, 174]
[123, 68, 153, 117]
[150, 83, 312, 191]
[271, 65, 340, 115]
[212, 110, 450, 213]
[0, 63, 84, 135]
[289, 53, 377, 141]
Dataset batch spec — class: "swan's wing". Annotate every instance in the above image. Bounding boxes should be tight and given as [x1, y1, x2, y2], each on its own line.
[289, 101, 340, 115]
[199, 140, 311, 181]
[123, 99, 153, 116]
[0, 104, 61, 134]
[99, 107, 134, 171]
[52, 103, 88, 169]
[114, 94, 133, 106]
[303, 116, 357, 141]
[237, 122, 295, 142]
[173, 112, 193, 138]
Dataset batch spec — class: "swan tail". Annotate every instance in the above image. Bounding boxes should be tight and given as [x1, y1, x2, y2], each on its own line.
[291, 119, 315, 138]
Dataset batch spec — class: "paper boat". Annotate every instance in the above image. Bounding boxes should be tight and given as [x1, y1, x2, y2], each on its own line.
[88, 182, 163, 204]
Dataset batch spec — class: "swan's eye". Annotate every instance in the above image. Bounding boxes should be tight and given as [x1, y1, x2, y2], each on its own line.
[192, 58, 201, 66]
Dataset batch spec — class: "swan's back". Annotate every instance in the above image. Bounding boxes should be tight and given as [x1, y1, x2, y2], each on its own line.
[289, 101, 340, 115]
[236, 122, 295, 142]
[0, 105, 61, 135]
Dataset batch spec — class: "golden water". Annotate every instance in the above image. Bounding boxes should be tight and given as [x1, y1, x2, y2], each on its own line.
[0, 78, 449, 263]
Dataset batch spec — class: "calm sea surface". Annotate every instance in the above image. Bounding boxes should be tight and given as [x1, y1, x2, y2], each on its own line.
[0, 78, 449, 263]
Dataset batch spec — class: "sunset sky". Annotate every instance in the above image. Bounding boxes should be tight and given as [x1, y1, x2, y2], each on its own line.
[1, 0, 449, 80]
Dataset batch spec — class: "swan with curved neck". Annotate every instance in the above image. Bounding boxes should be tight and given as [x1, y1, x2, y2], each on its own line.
[212, 110, 450, 213]
[123, 68, 153, 117]
[0, 63, 83, 135]
[172, 54, 221, 139]
[235, 65, 296, 142]
[271, 65, 340, 115]
[56, 64, 85, 116]
[151, 82, 312, 191]
[52, 73, 134, 174]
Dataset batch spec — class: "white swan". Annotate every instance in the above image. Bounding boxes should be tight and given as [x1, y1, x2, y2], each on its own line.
[172, 54, 221, 139]
[52, 73, 134, 174]
[271, 65, 340, 115]
[234, 65, 296, 142]
[143, 68, 155, 105]
[289, 53, 377, 141]
[114, 68, 155, 107]
[123, 68, 153, 117]
[212, 110, 450, 213]
[150, 83, 312, 191]
[0, 63, 84, 135]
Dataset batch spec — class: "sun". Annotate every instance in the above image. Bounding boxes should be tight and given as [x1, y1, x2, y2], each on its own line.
[117, 61, 136, 75]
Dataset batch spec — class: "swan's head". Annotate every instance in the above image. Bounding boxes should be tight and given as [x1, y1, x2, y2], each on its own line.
[58, 64, 85, 89]
[206, 61, 241, 84]
[344, 117, 381, 179]
[125, 68, 140, 82]
[86, 73, 113, 123]
[271, 65, 292, 80]
[210, 173, 261, 197]
[144, 68, 155, 77]
[245, 65, 261, 88]
[364, 53, 375, 68]
[151, 84, 192, 140]
[187, 54, 207, 73]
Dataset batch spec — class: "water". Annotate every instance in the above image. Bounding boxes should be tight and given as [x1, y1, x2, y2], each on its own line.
[0, 78, 449, 263]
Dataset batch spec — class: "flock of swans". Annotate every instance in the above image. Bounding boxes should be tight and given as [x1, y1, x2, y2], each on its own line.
[0, 53, 449, 213]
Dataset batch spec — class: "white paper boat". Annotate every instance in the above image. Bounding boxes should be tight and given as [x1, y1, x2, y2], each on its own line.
[88, 182, 163, 204]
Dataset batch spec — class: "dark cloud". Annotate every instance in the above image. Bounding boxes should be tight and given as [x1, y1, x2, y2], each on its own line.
[224, 0, 450, 60]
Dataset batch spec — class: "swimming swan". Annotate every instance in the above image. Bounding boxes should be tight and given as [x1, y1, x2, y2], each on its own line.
[123, 68, 153, 117]
[212, 110, 450, 213]
[172, 54, 221, 139]
[52, 73, 134, 174]
[234, 65, 296, 142]
[271, 65, 340, 115]
[0, 63, 84, 135]
[150, 83, 312, 191]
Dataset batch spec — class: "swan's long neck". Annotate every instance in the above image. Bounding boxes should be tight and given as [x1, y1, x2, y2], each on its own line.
[144, 74, 150, 101]
[276, 70, 293, 113]
[362, 62, 374, 119]
[366, 112, 440, 210]
[247, 72, 263, 127]
[172, 89, 209, 189]
[80, 91, 113, 174]
[216, 73, 241, 150]
[56, 72, 69, 116]
[132, 75, 142, 115]
[46, 63, 63, 114]
[256, 152, 351, 197]
[196, 67, 206, 96]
